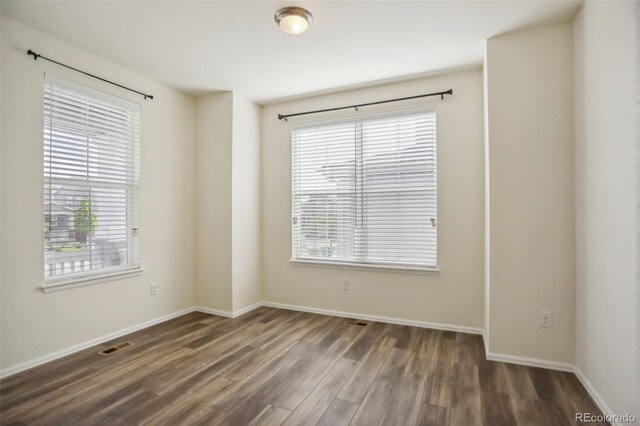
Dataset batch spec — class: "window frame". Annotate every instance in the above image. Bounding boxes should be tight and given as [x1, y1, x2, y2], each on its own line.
[289, 107, 439, 273]
[41, 75, 143, 292]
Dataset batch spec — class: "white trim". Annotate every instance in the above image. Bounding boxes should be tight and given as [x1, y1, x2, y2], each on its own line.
[233, 302, 263, 317]
[260, 301, 483, 335]
[573, 366, 620, 425]
[41, 267, 144, 293]
[485, 351, 574, 372]
[193, 306, 233, 318]
[289, 259, 440, 274]
[0, 307, 195, 379]
[482, 329, 490, 357]
[193, 302, 263, 319]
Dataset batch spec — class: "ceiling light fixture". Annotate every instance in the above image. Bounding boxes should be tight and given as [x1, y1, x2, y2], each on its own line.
[274, 7, 313, 35]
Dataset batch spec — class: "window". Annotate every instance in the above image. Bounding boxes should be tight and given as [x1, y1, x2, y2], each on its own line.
[44, 76, 141, 287]
[292, 110, 437, 270]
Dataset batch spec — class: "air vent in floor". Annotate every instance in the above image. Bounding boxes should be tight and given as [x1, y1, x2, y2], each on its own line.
[99, 342, 133, 356]
[345, 320, 368, 326]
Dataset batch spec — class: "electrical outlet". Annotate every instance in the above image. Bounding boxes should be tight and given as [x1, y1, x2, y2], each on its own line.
[539, 310, 552, 328]
[150, 283, 158, 296]
[342, 279, 350, 291]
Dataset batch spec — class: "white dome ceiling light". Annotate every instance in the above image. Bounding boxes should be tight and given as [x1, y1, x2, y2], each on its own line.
[274, 7, 313, 35]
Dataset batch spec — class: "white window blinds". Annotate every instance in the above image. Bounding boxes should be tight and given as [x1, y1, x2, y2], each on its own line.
[44, 76, 141, 284]
[292, 110, 437, 269]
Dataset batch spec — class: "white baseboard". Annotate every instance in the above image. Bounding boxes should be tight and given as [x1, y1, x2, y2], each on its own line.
[482, 329, 490, 356]
[260, 301, 484, 335]
[232, 302, 263, 317]
[193, 306, 233, 318]
[0, 307, 196, 379]
[485, 351, 574, 372]
[573, 366, 619, 425]
[193, 301, 262, 319]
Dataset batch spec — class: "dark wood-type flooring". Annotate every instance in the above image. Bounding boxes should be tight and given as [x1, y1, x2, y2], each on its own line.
[0, 307, 606, 425]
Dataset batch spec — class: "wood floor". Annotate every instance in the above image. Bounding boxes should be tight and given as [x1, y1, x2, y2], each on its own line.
[0, 307, 605, 426]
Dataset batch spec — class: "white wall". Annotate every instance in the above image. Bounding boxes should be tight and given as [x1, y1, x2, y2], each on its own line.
[195, 92, 233, 312]
[195, 91, 261, 314]
[261, 69, 485, 329]
[232, 92, 261, 311]
[485, 22, 575, 363]
[574, 0, 638, 416]
[0, 17, 196, 369]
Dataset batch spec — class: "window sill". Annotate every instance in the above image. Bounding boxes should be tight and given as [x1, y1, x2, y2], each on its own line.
[41, 267, 144, 293]
[289, 259, 439, 274]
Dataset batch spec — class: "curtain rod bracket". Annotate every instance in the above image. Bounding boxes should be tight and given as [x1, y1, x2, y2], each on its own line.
[26, 49, 154, 100]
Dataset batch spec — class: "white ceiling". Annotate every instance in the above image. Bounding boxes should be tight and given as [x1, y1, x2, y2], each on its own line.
[1, 0, 582, 103]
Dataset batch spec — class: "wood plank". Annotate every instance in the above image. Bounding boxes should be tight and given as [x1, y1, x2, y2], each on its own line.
[422, 332, 456, 408]
[477, 360, 509, 396]
[343, 322, 389, 361]
[283, 358, 358, 426]
[217, 335, 352, 424]
[316, 399, 360, 426]
[416, 403, 449, 426]
[350, 348, 411, 426]
[337, 335, 396, 403]
[42, 381, 144, 425]
[142, 376, 233, 425]
[479, 392, 517, 425]
[382, 373, 426, 426]
[273, 324, 363, 410]
[448, 333, 482, 426]
[209, 344, 316, 423]
[405, 328, 438, 376]
[552, 371, 607, 425]
[90, 390, 159, 425]
[502, 362, 540, 425]
[386, 324, 419, 350]
[124, 375, 233, 424]
[248, 405, 292, 426]
[223, 328, 306, 381]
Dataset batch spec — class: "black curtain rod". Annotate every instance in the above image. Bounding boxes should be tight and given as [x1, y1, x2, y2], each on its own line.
[277, 89, 452, 121]
[27, 49, 154, 100]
